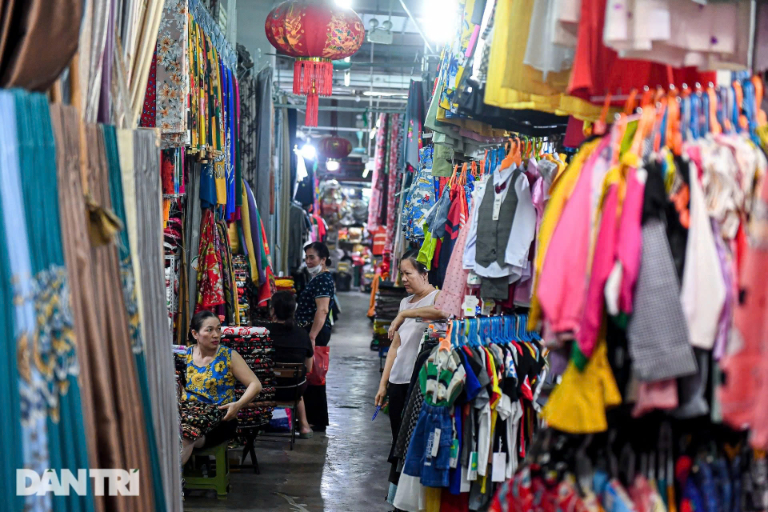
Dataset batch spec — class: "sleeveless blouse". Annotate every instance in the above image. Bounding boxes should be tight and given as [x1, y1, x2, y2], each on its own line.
[183, 345, 236, 405]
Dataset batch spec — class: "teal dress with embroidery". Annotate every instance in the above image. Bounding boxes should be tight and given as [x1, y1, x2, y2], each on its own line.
[14, 89, 94, 512]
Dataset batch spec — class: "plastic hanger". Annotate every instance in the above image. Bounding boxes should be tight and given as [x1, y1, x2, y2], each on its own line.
[752, 75, 767, 127]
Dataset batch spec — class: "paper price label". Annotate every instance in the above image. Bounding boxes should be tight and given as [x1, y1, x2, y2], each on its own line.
[463, 295, 479, 317]
[431, 428, 441, 458]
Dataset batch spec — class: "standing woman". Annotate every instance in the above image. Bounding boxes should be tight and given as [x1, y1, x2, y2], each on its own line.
[295, 242, 336, 431]
[375, 253, 447, 482]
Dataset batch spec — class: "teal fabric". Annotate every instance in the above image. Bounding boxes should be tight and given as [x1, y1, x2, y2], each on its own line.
[13, 89, 94, 512]
[0, 117, 24, 512]
[103, 126, 167, 512]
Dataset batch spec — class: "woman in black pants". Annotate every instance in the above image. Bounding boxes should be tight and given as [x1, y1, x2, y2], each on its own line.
[295, 242, 335, 431]
[375, 252, 446, 484]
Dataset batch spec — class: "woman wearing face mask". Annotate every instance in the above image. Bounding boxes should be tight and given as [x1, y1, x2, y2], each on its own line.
[180, 310, 262, 464]
[375, 252, 447, 483]
[295, 241, 336, 431]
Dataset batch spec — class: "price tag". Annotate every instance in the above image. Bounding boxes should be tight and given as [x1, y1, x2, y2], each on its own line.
[493, 194, 503, 220]
[492, 452, 507, 482]
[481, 299, 496, 316]
[449, 439, 459, 468]
[431, 428, 441, 458]
[468, 452, 479, 481]
[467, 272, 482, 286]
[463, 295, 479, 317]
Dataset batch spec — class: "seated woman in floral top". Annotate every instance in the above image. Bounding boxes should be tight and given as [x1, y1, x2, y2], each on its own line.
[180, 310, 262, 464]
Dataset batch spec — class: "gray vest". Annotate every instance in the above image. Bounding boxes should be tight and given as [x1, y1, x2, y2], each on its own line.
[475, 169, 522, 268]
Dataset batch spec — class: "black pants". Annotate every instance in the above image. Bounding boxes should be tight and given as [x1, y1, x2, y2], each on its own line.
[304, 327, 331, 429]
[203, 419, 238, 448]
[387, 382, 410, 484]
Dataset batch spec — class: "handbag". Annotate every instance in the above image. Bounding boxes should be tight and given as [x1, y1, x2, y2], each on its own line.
[307, 346, 330, 386]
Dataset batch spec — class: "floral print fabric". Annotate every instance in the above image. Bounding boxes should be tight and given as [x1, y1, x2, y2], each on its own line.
[179, 401, 225, 441]
[183, 345, 236, 405]
[156, 0, 189, 145]
[196, 209, 225, 311]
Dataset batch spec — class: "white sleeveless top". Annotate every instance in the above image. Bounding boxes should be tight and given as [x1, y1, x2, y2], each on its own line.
[389, 290, 439, 385]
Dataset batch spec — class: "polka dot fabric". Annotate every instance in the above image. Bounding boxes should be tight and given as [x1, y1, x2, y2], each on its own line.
[296, 272, 336, 329]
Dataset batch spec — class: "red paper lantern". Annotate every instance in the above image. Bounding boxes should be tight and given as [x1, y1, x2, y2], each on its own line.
[265, 1, 364, 126]
[317, 136, 353, 160]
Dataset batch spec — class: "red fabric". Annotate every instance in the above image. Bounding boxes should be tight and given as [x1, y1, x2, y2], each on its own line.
[568, 0, 716, 104]
[161, 151, 174, 195]
[564, 116, 585, 148]
[440, 488, 470, 512]
[196, 210, 225, 311]
[139, 51, 157, 127]
[372, 227, 387, 255]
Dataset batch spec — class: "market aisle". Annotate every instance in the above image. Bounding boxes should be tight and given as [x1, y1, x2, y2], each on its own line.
[184, 291, 391, 511]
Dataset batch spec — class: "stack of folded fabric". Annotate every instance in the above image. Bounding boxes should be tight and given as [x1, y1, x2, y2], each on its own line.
[220, 326, 275, 438]
[232, 255, 251, 326]
[274, 277, 295, 294]
[371, 282, 409, 350]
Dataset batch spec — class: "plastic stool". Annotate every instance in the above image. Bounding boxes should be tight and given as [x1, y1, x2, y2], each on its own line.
[183, 441, 230, 500]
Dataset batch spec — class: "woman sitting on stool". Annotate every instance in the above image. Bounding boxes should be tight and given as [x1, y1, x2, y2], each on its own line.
[180, 310, 262, 464]
[268, 291, 315, 439]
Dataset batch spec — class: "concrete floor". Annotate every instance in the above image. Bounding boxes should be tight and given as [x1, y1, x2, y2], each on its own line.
[184, 291, 392, 512]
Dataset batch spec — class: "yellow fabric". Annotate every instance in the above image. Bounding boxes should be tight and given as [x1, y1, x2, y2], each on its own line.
[241, 183, 259, 286]
[499, 0, 570, 95]
[483, 0, 614, 121]
[228, 222, 240, 254]
[529, 138, 602, 329]
[541, 339, 621, 433]
[425, 487, 442, 512]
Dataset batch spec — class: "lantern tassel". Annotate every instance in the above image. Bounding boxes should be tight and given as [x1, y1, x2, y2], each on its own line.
[293, 59, 333, 96]
[306, 93, 319, 127]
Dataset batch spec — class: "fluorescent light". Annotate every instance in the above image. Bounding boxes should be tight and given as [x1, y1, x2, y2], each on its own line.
[423, 0, 458, 43]
[300, 143, 316, 160]
[326, 160, 340, 171]
[362, 91, 405, 97]
[335, 0, 352, 8]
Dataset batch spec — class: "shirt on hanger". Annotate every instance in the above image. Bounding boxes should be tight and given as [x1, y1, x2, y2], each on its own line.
[463, 165, 536, 280]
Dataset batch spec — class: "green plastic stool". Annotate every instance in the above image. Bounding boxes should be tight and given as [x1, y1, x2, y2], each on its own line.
[184, 442, 230, 500]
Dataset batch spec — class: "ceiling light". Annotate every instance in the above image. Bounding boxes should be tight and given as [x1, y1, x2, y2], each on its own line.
[326, 160, 340, 171]
[335, 0, 352, 8]
[362, 91, 406, 97]
[423, 0, 459, 43]
[300, 143, 316, 160]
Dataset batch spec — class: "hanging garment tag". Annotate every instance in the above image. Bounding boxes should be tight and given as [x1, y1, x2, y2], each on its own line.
[463, 295, 479, 317]
[467, 272, 482, 286]
[431, 428, 442, 458]
[449, 439, 459, 468]
[481, 299, 496, 316]
[493, 194, 503, 220]
[492, 452, 507, 482]
[461, 465, 472, 492]
[425, 431, 435, 466]
[468, 452, 479, 481]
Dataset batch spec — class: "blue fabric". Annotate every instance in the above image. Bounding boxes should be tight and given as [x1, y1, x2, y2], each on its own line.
[200, 162, 217, 208]
[403, 403, 453, 487]
[695, 461, 719, 512]
[459, 351, 482, 401]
